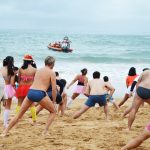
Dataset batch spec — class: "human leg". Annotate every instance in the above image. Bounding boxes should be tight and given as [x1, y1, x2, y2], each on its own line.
[1, 97, 32, 136]
[128, 94, 143, 130]
[73, 105, 90, 119]
[122, 105, 132, 118]
[36, 105, 44, 116]
[3, 98, 12, 128]
[121, 129, 150, 150]
[30, 103, 37, 124]
[118, 94, 129, 107]
[39, 96, 56, 135]
[112, 101, 119, 110]
[67, 93, 79, 107]
[104, 103, 109, 120]
[16, 97, 24, 113]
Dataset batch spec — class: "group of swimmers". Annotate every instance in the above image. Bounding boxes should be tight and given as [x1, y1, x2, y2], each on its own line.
[0, 55, 150, 149]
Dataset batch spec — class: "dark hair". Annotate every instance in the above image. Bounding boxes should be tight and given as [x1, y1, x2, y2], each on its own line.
[143, 68, 150, 72]
[103, 76, 109, 82]
[21, 60, 37, 69]
[81, 68, 87, 75]
[55, 72, 59, 77]
[3, 56, 14, 76]
[14, 66, 19, 71]
[60, 79, 67, 87]
[93, 71, 100, 79]
[128, 67, 136, 76]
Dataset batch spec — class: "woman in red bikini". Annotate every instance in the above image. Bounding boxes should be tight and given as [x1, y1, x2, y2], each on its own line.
[15, 54, 37, 124]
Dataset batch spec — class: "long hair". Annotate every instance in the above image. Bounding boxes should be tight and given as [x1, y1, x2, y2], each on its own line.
[3, 56, 14, 76]
[128, 67, 136, 76]
[21, 60, 37, 69]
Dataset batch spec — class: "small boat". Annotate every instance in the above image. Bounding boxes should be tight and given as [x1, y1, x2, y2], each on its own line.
[47, 44, 73, 53]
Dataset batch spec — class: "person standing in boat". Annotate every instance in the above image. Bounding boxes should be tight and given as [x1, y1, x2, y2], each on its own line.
[61, 36, 71, 52]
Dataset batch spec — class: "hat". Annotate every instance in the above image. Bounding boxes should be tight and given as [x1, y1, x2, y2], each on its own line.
[23, 54, 33, 60]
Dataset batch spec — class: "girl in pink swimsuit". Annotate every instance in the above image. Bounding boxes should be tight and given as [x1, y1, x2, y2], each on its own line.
[0, 56, 16, 128]
[67, 68, 88, 106]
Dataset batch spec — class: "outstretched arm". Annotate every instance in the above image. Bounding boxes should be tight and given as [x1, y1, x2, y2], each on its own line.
[67, 75, 78, 89]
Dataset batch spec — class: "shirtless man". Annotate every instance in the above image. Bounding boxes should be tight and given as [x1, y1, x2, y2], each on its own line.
[1, 56, 57, 137]
[73, 71, 115, 120]
[122, 70, 150, 149]
[127, 69, 150, 130]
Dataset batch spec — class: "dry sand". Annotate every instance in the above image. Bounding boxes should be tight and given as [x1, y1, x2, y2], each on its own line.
[0, 98, 150, 150]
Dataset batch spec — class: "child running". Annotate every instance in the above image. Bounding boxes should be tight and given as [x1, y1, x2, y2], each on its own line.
[73, 71, 115, 120]
[103, 76, 119, 110]
[1, 56, 57, 137]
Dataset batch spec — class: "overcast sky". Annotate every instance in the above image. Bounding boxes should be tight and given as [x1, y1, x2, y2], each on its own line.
[0, 0, 150, 34]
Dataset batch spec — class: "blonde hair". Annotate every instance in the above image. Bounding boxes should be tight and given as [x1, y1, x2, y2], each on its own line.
[45, 56, 55, 66]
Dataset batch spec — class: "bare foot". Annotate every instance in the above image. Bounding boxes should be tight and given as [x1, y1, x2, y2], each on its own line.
[28, 118, 36, 126]
[0, 144, 4, 147]
[42, 131, 50, 138]
[122, 128, 131, 132]
[0, 132, 9, 137]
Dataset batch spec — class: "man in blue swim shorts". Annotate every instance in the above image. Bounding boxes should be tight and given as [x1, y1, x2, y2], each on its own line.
[73, 71, 115, 120]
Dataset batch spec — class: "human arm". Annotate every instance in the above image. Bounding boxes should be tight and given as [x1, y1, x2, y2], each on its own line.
[51, 71, 57, 103]
[105, 83, 115, 100]
[126, 76, 129, 88]
[10, 75, 15, 86]
[67, 75, 78, 89]
[84, 82, 90, 97]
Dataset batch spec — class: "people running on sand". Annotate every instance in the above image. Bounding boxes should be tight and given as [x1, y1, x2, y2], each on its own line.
[73, 71, 115, 120]
[15, 54, 37, 125]
[67, 68, 88, 107]
[118, 67, 138, 107]
[103, 76, 119, 110]
[0, 56, 16, 128]
[127, 69, 150, 131]
[1, 56, 57, 137]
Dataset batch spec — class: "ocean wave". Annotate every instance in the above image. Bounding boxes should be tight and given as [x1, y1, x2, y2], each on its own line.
[54, 55, 150, 64]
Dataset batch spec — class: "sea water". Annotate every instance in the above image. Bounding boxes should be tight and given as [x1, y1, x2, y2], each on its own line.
[0, 29, 150, 97]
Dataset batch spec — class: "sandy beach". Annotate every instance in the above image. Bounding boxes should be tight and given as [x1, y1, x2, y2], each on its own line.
[0, 98, 150, 150]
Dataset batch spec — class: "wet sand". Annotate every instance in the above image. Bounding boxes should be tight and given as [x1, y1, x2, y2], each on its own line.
[0, 98, 150, 150]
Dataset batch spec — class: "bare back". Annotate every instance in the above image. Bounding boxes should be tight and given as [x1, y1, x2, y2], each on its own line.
[19, 65, 36, 85]
[0, 67, 14, 85]
[86, 79, 109, 95]
[30, 67, 56, 91]
[138, 70, 150, 88]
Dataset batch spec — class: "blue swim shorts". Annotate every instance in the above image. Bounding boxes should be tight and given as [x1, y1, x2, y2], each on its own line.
[27, 89, 47, 102]
[85, 95, 106, 107]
